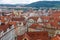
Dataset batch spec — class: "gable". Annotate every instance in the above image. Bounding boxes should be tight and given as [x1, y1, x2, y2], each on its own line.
[37, 18, 42, 23]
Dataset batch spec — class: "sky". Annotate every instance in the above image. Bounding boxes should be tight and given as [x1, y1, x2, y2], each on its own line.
[0, 0, 40, 4]
[0, 0, 60, 4]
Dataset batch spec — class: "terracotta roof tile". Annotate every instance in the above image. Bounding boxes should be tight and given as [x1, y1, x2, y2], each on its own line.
[29, 23, 42, 29]
[41, 16, 50, 20]
[51, 34, 60, 40]
[8, 21, 16, 26]
[26, 31, 49, 40]
[17, 31, 49, 40]
[0, 24, 9, 32]
[17, 35, 24, 40]
[28, 17, 39, 21]
[12, 17, 25, 21]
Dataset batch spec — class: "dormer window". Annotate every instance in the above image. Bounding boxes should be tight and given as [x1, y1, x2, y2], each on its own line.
[23, 38, 27, 40]
[24, 38, 27, 40]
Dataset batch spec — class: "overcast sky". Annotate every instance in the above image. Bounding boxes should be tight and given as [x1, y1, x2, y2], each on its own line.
[0, 0, 59, 4]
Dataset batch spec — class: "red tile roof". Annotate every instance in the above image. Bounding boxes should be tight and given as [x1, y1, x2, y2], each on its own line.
[17, 31, 49, 40]
[26, 31, 49, 40]
[17, 35, 24, 40]
[8, 21, 16, 26]
[12, 17, 25, 21]
[28, 16, 39, 21]
[0, 24, 9, 32]
[51, 34, 60, 40]
[41, 16, 50, 21]
[40, 13, 60, 29]
[29, 23, 42, 29]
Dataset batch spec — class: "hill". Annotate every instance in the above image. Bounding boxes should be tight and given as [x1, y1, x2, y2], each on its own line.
[25, 1, 60, 8]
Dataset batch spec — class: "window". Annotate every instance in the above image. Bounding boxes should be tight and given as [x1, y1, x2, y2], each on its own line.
[1, 23, 5, 25]
[23, 38, 28, 40]
[24, 38, 27, 40]
[57, 32, 59, 34]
